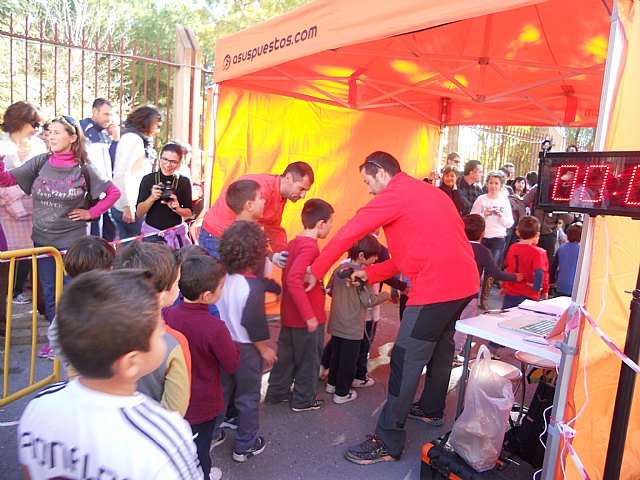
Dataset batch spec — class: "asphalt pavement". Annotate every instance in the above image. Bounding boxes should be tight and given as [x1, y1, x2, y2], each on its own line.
[0, 291, 539, 480]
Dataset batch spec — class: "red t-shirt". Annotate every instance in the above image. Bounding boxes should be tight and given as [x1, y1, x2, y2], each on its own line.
[201, 173, 288, 252]
[280, 236, 327, 328]
[503, 242, 549, 300]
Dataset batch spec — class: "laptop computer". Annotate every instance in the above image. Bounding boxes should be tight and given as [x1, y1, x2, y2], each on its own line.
[497, 297, 571, 338]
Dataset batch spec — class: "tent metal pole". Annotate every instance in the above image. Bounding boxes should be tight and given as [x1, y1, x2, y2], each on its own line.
[203, 83, 219, 212]
[541, 2, 622, 477]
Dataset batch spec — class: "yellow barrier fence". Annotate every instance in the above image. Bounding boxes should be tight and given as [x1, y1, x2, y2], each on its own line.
[0, 247, 62, 406]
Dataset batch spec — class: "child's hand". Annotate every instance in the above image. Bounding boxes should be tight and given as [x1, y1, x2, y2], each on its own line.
[260, 346, 278, 366]
[381, 292, 392, 303]
[515, 272, 524, 282]
[306, 317, 318, 333]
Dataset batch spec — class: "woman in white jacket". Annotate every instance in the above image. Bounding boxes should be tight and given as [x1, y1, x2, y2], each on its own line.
[0, 101, 48, 307]
[471, 170, 514, 308]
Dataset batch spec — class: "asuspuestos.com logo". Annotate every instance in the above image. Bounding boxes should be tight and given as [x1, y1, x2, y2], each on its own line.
[223, 25, 318, 70]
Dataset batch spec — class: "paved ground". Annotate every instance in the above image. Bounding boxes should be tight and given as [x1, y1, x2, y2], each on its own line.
[0, 291, 539, 479]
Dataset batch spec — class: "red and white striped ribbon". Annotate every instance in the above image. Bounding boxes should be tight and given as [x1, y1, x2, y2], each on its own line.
[0, 224, 189, 262]
[554, 420, 592, 480]
[581, 306, 640, 375]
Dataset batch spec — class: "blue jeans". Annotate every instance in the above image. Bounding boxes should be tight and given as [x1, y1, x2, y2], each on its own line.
[481, 236, 506, 266]
[34, 243, 67, 323]
[111, 207, 143, 243]
[90, 210, 117, 242]
[198, 229, 220, 258]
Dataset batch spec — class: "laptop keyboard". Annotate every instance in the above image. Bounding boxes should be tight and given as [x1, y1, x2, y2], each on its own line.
[521, 319, 556, 336]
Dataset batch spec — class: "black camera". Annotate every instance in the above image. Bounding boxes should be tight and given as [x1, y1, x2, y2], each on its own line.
[158, 181, 174, 202]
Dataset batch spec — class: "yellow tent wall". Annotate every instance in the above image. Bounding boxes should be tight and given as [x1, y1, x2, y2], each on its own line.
[565, 1, 640, 478]
[211, 84, 439, 252]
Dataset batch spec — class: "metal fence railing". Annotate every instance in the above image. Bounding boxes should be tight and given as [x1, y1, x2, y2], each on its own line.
[0, 247, 63, 407]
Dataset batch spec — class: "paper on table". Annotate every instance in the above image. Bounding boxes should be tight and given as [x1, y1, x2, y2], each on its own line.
[517, 296, 572, 317]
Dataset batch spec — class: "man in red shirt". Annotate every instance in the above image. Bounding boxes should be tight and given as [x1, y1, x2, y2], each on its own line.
[307, 151, 479, 465]
[197, 162, 314, 265]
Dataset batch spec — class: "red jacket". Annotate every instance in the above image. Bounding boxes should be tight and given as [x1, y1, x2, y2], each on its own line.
[311, 172, 478, 306]
[202, 173, 288, 252]
[281, 236, 327, 328]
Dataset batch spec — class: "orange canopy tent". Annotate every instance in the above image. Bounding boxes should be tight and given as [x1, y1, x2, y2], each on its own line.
[205, 0, 640, 478]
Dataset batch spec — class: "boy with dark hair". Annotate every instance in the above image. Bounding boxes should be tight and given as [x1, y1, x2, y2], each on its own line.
[502, 215, 549, 308]
[48, 235, 116, 365]
[18, 270, 202, 479]
[441, 215, 521, 365]
[164, 255, 240, 479]
[264, 198, 334, 411]
[215, 220, 275, 461]
[325, 234, 390, 404]
[114, 240, 192, 416]
[551, 222, 582, 296]
[225, 179, 265, 220]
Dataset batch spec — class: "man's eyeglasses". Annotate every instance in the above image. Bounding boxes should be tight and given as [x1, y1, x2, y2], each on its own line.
[161, 156, 181, 166]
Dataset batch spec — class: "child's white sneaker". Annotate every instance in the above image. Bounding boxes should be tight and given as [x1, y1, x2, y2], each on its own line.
[333, 390, 357, 404]
[209, 467, 223, 480]
[325, 383, 336, 394]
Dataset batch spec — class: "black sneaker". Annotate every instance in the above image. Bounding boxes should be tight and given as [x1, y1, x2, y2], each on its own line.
[345, 435, 398, 465]
[407, 404, 444, 426]
[209, 430, 226, 453]
[233, 435, 266, 462]
[290, 398, 324, 412]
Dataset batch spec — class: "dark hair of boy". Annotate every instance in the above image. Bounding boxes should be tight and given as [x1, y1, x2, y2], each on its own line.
[218, 220, 267, 274]
[517, 215, 541, 240]
[64, 235, 116, 278]
[114, 240, 179, 293]
[301, 198, 334, 229]
[567, 223, 582, 243]
[359, 151, 402, 177]
[174, 244, 209, 266]
[463, 214, 486, 241]
[225, 179, 261, 215]
[179, 255, 226, 301]
[283, 161, 315, 184]
[347, 233, 381, 260]
[57, 269, 158, 378]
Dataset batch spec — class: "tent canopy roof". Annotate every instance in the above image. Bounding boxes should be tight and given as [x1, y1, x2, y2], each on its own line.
[214, 0, 612, 127]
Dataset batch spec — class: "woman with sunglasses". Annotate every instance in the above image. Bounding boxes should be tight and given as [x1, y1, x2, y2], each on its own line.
[0, 115, 121, 358]
[0, 102, 48, 317]
[136, 142, 192, 248]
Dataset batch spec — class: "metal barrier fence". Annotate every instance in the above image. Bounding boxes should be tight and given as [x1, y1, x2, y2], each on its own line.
[0, 14, 213, 173]
[0, 247, 62, 407]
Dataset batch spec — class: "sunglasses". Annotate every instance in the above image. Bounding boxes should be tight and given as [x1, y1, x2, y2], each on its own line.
[54, 115, 78, 134]
[30, 120, 43, 129]
[366, 159, 384, 170]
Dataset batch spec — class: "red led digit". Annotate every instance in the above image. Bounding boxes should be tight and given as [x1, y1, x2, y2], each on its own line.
[624, 165, 640, 206]
[579, 164, 610, 203]
[551, 164, 580, 202]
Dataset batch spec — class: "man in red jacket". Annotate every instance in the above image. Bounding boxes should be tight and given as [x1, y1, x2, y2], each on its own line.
[308, 151, 479, 465]
[198, 162, 314, 265]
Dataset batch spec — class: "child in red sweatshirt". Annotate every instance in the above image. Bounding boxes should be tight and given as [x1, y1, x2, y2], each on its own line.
[502, 216, 549, 309]
[264, 198, 334, 412]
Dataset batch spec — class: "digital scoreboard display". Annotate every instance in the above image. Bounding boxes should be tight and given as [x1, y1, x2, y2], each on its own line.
[537, 151, 640, 217]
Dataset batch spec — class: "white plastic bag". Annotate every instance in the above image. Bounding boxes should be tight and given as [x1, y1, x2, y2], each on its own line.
[448, 345, 514, 472]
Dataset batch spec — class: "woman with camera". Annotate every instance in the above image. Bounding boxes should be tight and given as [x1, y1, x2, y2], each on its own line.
[136, 142, 192, 249]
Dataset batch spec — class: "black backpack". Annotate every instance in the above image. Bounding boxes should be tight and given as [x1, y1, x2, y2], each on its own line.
[503, 380, 556, 469]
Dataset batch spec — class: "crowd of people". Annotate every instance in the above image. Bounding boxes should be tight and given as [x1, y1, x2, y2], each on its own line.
[1, 97, 585, 479]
